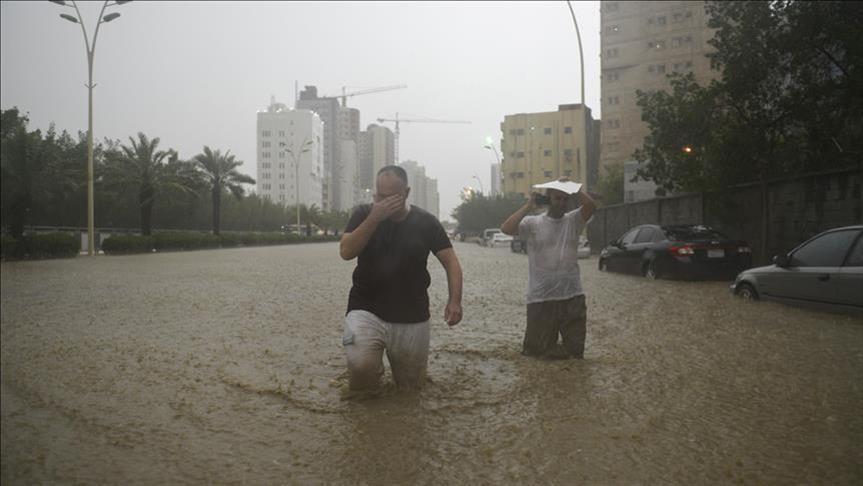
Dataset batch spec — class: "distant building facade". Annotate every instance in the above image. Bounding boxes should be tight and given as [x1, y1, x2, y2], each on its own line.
[623, 160, 659, 202]
[358, 123, 395, 193]
[256, 98, 324, 209]
[296, 86, 339, 211]
[600, 0, 719, 173]
[500, 104, 600, 198]
[400, 160, 439, 219]
[489, 163, 502, 197]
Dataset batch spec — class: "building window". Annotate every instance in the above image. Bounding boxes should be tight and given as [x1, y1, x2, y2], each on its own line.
[605, 24, 620, 34]
[516, 152, 525, 158]
[543, 127, 552, 135]
[607, 96, 621, 105]
[606, 48, 619, 58]
[657, 16, 666, 25]
[648, 64, 666, 75]
[607, 119, 620, 129]
[278, 130, 285, 137]
[262, 152, 271, 159]
[517, 172, 525, 178]
[278, 152, 285, 159]
[564, 126, 572, 134]
[605, 71, 620, 82]
[543, 149, 552, 156]
[647, 40, 665, 50]
[564, 149, 573, 159]
[509, 129, 517, 136]
[262, 130, 271, 137]
[279, 162, 285, 169]
[516, 128, 525, 136]
[544, 171, 553, 178]
[262, 141, 271, 148]
[279, 173, 285, 179]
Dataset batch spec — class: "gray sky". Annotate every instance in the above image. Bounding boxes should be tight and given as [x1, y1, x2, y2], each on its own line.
[1, 0, 601, 221]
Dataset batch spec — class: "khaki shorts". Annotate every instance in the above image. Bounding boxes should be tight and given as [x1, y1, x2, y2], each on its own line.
[524, 295, 586, 359]
[343, 310, 430, 390]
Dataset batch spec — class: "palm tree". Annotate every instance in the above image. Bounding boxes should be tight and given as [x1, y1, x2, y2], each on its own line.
[192, 146, 255, 235]
[300, 203, 321, 236]
[103, 132, 199, 235]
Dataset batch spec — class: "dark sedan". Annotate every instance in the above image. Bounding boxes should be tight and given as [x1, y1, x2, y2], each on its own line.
[598, 224, 752, 280]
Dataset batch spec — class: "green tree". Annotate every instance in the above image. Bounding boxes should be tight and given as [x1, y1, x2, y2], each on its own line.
[451, 194, 526, 235]
[0, 108, 50, 238]
[102, 133, 199, 235]
[634, 1, 862, 193]
[192, 146, 255, 235]
[596, 162, 625, 206]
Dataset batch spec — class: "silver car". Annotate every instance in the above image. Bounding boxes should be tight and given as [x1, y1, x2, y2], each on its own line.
[731, 225, 863, 315]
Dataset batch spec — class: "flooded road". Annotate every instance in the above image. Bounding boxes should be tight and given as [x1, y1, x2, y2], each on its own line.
[2, 242, 861, 484]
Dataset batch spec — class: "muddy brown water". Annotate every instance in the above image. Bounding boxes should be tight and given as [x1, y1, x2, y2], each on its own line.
[2, 242, 861, 484]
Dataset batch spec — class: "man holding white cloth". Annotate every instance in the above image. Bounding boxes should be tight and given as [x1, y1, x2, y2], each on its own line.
[501, 178, 596, 359]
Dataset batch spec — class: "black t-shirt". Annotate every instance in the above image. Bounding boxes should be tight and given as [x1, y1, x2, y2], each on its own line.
[344, 204, 452, 323]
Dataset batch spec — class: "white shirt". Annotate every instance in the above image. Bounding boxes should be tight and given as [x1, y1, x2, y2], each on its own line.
[518, 208, 588, 304]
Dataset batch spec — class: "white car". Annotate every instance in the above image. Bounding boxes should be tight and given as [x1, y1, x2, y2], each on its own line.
[490, 232, 513, 247]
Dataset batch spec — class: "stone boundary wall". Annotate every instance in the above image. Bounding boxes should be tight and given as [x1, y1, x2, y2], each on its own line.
[587, 167, 862, 265]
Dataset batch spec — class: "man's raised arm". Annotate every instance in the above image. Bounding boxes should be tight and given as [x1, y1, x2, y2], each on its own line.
[501, 193, 537, 236]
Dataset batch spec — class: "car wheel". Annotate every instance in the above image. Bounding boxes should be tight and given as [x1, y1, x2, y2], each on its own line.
[735, 282, 759, 300]
[598, 259, 607, 272]
[644, 260, 659, 280]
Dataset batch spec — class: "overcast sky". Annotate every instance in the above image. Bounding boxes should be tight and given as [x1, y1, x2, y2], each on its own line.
[1, 0, 601, 221]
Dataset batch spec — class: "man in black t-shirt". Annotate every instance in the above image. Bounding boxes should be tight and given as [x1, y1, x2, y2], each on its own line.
[339, 165, 463, 390]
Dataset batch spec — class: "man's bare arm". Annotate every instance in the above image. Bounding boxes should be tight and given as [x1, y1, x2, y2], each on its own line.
[501, 193, 537, 236]
[434, 247, 463, 326]
[576, 190, 596, 224]
[339, 195, 404, 260]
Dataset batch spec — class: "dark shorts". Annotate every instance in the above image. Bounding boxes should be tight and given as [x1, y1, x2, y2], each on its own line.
[524, 295, 586, 359]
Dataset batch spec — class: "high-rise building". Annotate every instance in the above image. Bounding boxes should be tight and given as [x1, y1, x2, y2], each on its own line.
[296, 86, 339, 211]
[600, 1, 719, 173]
[256, 98, 324, 209]
[490, 163, 502, 197]
[500, 104, 601, 198]
[400, 160, 439, 218]
[358, 123, 395, 192]
[333, 107, 361, 211]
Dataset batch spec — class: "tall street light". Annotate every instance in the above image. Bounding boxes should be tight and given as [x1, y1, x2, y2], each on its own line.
[471, 175, 485, 195]
[484, 137, 501, 195]
[51, 0, 130, 255]
[565, 0, 586, 106]
[282, 139, 313, 236]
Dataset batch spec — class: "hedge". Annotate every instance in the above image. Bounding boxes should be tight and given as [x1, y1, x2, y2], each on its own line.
[0, 233, 79, 260]
[100, 231, 339, 255]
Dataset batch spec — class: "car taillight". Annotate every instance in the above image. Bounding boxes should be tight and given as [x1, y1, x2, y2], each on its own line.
[738, 246, 751, 253]
[669, 245, 695, 256]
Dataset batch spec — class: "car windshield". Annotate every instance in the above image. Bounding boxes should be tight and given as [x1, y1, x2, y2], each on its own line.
[664, 226, 727, 241]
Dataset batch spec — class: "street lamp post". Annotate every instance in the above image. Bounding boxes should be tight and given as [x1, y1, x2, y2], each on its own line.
[282, 139, 313, 236]
[471, 175, 485, 195]
[51, 0, 129, 256]
[565, 0, 586, 106]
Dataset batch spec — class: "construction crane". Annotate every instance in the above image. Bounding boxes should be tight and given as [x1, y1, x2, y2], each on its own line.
[324, 85, 407, 108]
[376, 113, 471, 163]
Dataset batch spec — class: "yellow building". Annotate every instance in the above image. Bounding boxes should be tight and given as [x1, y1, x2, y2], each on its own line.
[500, 104, 600, 198]
[600, 1, 720, 170]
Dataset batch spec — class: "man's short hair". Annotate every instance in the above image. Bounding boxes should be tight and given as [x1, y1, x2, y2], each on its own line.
[377, 165, 408, 186]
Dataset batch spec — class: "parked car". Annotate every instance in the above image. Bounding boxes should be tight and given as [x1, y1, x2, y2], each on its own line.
[731, 225, 863, 314]
[598, 224, 752, 280]
[490, 232, 513, 247]
[480, 228, 502, 247]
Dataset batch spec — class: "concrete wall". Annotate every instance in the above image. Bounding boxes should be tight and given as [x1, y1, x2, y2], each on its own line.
[588, 168, 862, 265]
